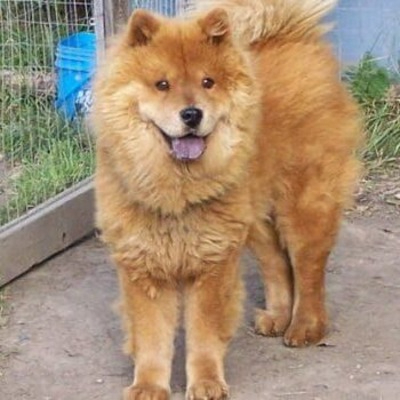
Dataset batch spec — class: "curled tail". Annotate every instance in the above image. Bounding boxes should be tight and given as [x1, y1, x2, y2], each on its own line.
[190, 0, 337, 43]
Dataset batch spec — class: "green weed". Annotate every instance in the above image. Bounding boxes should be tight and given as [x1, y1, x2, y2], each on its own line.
[345, 53, 400, 167]
[0, 136, 94, 225]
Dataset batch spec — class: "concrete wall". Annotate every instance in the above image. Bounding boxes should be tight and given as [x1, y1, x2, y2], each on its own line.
[329, 0, 400, 66]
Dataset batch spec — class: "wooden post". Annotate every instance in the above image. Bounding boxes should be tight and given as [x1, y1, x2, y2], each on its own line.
[104, 0, 130, 38]
[93, 0, 106, 61]
[94, 0, 130, 59]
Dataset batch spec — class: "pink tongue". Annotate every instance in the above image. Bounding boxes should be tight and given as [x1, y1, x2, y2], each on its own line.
[171, 135, 205, 161]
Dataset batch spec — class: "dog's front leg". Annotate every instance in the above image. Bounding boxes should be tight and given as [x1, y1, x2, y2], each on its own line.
[184, 254, 243, 400]
[116, 265, 178, 400]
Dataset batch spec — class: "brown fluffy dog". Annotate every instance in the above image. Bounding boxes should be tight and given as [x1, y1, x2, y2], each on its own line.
[92, 0, 362, 398]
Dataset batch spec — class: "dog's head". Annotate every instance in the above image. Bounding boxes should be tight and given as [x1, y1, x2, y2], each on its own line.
[93, 8, 259, 211]
[128, 9, 239, 162]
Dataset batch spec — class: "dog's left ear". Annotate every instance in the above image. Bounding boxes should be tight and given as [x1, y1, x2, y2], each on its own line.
[199, 8, 230, 43]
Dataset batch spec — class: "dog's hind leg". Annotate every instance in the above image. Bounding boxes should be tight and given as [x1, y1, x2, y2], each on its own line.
[184, 254, 243, 400]
[277, 196, 341, 348]
[248, 220, 293, 337]
[116, 264, 178, 400]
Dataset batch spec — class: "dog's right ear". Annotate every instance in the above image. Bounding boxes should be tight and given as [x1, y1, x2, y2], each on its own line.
[126, 9, 160, 46]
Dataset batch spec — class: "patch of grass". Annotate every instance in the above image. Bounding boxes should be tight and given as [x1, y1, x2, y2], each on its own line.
[345, 53, 400, 167]
[361, 101, 400, 165]
[0, 90, 94, 226]
[1, 89, 90, 161]
[0, 135, 94, 225]
[345, 53, 393, 103]
[0, 21, 67, 69]
[0, 1, 75, 69]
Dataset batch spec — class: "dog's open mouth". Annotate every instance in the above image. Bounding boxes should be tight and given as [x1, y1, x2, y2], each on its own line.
[159, 129, 206, 161]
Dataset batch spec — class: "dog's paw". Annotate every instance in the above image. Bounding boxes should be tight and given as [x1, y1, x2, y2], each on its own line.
[254, 308, 291, 337]
[123, 384, 170, 400]
[186, 379, 229, 400]
[283, 315, 327, 347]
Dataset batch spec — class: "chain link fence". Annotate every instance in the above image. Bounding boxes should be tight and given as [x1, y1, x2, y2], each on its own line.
[0, 0, 95, 226]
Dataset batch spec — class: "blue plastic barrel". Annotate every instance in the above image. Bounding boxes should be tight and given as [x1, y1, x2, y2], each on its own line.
[55, 32, 96, 120]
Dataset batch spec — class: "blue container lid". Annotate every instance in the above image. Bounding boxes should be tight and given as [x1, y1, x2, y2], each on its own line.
[55, 57, 96, 72]
[57, 32, 96, 56]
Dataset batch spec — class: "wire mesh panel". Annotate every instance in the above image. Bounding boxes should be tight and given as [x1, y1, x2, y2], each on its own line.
[0, 0, 95, 226]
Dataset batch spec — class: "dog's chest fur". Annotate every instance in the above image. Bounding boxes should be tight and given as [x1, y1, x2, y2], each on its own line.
[110, 197, 251, 281]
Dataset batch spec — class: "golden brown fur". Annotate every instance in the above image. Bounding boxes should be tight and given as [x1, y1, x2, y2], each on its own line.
[92, 0, 362, 398]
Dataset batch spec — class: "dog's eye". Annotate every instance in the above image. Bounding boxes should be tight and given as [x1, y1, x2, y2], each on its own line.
[155, 80, 170, 91]
[202, 77, 215, 89]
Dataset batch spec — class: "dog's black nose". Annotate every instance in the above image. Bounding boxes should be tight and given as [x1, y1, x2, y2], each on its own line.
[180, 107, 203, 128]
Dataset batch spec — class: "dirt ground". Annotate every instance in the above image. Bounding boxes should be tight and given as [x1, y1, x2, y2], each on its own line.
[1, 176, 400, 400]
